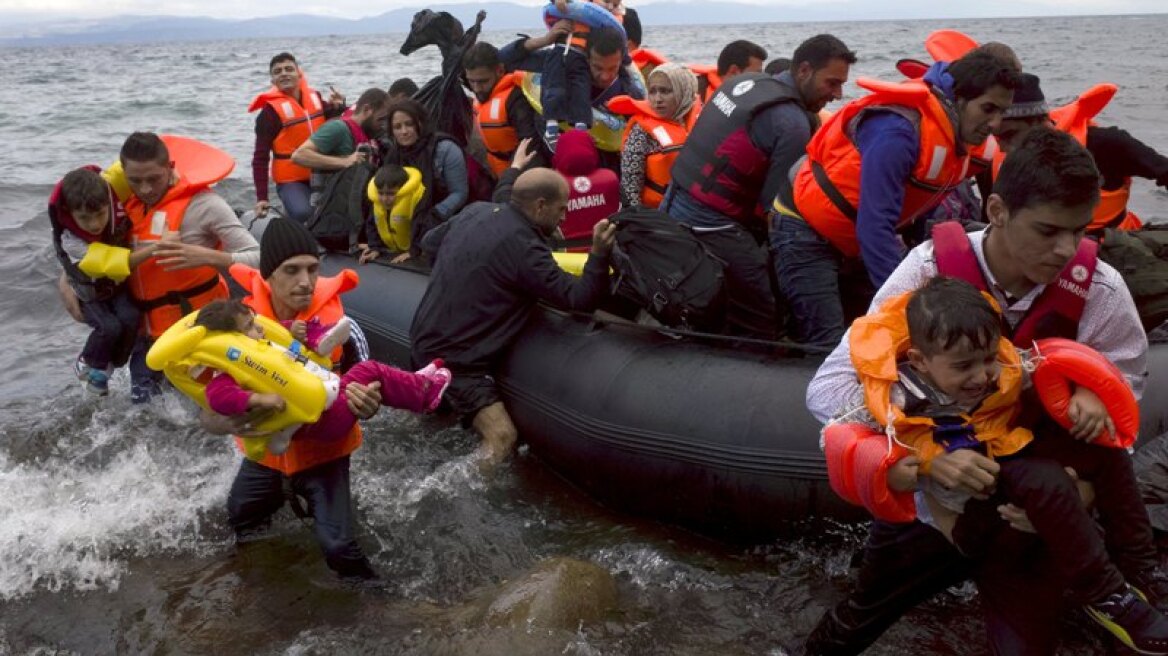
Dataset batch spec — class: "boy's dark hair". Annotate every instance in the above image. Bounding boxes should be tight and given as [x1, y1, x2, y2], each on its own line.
[764, 58, 791, 76]
[463, 42, 500, 71]
[994, 126, 1101, 213]
[61, 168, 110, 214]
[388, 77, 418, 98]
[586, 27, 625, 58]
[907, 277, 1001, 357]
[374, 163, 409, 192]
[119, 131, 170, 166]
[195, 299, 252, 333]
[269, 52, 296, 72]
[791, 34, 856, 72]
[948, 50, 1022, 101]
[355, 87, 390, 113]
[623, 6, 642, 48]
[717, 40, 767, 76]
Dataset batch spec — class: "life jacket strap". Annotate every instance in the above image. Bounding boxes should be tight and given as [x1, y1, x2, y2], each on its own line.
[133, 274, 221, 314]
[811, 160, 858, 222]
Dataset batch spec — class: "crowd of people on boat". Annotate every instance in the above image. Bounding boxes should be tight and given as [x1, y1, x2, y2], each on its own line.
[43, 0, 1168, 652]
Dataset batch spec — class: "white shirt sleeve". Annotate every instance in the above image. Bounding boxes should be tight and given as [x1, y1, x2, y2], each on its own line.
[1076, 260, 1149, 398]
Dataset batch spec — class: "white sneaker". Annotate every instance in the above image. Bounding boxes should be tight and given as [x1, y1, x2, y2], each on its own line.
[314, 316, 352, 356]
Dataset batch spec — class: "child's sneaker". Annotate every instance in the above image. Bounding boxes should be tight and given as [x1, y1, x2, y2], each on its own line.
[414, 358, 444, 378]
[419, 361, 452, 412]
[1133, 568, 1168, 614]
[573, 122, 588, 131]
[1084, 584, 1168, 654]
[85, 368, 110, 396]
[267, 426, 298, 456]
[74, 356, 91, 381]
[313, 316, 352, 356]
[543, 122, 561, 153]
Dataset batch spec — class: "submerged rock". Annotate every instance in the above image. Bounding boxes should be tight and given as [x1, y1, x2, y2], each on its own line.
[480, 557, 618, 630]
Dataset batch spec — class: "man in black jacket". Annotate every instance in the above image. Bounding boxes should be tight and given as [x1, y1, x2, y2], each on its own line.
[410, 168, 616, 465]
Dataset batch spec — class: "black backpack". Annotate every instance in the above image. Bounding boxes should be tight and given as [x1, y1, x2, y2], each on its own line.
[608, 207, 726, 331]
[1099, 225, 1168, 332]
[307, 161, 374, 252]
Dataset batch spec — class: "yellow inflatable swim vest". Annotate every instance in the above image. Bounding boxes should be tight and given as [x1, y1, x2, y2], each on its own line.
[366, 166, 425, 253]
[146, 309, 337, 460]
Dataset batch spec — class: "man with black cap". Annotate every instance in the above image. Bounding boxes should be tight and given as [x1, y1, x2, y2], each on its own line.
[201, 218, 385, 581]
[995, 72, 1168, 233]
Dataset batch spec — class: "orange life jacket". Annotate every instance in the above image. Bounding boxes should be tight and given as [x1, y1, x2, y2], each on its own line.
[689, 64, 722, 103]
[248, 75, 325, 184]
[631, 47, 668, 77]
[990, 83, 1142, 232]
[790, 77, 972, 257]
[475, 72, 525, 176]
[229, 263, 363, 475]
[850, 291, 1032, 475]
[126, 177, 229, 339]
[609, 95, 700, 208]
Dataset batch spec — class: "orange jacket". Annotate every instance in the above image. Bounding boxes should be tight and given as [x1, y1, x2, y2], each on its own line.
[229, 263, 363, 475]
[609, 95, 700, 208]
[249, 75, 325, 184]
[849, 291, 1032, 474]
[475, 72, 525, 176]
[689, 64, 721, 103]
[790, 77, 972, 257]
[631, 47, 668, 76]
[126, 178, 229, 339]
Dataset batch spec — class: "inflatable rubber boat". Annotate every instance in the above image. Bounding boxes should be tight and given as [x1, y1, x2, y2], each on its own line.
[321, 253, 1168, 541]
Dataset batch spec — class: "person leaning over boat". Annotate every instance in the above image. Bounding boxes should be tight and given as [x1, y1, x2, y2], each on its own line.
[116, 132, 260, 403]
[463, 42, 546, 176]
[290, 87, 391, 209]
[773, 50, 1018, 350]
[199, 218, 386, 582]
[799, 128, 1166, 656]
[613, 62, 699, 209]
[663, 34, 855, 340]
[249, 52, 347, 224]
[410, 168, 616, 466]
[993, 72, 1168, 233]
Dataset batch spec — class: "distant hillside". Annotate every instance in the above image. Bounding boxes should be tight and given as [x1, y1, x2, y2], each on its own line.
[0, 1, 1159, 47]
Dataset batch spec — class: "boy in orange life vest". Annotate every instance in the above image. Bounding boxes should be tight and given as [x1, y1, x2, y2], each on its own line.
[552, 129, 619, 245]
[838, 276, 1168, 653]
[803, 129, 1159, 654]
[49, 168, 154, 395]
[463, 42, 546, 176]
[250, 52, 347, 225]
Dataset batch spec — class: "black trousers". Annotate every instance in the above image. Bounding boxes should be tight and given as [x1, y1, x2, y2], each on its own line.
[226, 455, 375, 578]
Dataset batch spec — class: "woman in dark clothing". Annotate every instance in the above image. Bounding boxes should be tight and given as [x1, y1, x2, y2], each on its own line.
[379, 99, 469, 262]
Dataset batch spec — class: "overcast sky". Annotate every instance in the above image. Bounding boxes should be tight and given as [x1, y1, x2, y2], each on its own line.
[0, 0, 1161, 20]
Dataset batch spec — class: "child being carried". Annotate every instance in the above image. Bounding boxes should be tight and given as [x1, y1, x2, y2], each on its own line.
[195, 299, 451, 454]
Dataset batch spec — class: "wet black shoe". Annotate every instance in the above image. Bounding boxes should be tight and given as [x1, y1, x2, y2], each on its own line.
[1133, 568, 1168, 613]
[1085, 585, 1168, 655]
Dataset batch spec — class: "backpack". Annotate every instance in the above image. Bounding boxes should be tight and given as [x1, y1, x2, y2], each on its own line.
[608, 207, 726, 331]
[1098, 225, 1168, 332]
[307, 161, 374, 252]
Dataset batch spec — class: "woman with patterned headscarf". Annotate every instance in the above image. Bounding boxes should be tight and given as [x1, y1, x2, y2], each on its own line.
[609, 63, 701, 208]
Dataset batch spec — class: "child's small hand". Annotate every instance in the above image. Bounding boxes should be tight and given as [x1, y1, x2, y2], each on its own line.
[1067, 385, 1116, 442]
[289, 320, 308, 343]
[248, 393, 286, 413]
[886, 455, 920, 492]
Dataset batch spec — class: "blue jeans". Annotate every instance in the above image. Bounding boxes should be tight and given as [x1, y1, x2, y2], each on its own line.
[771, 214, 851, 348]
[128, 334, 165, 404]
[541, 46, 593, 127]
[226, 455, 376, 579]
[79, 290, 139, 370]
[276, 181, 313, 225]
